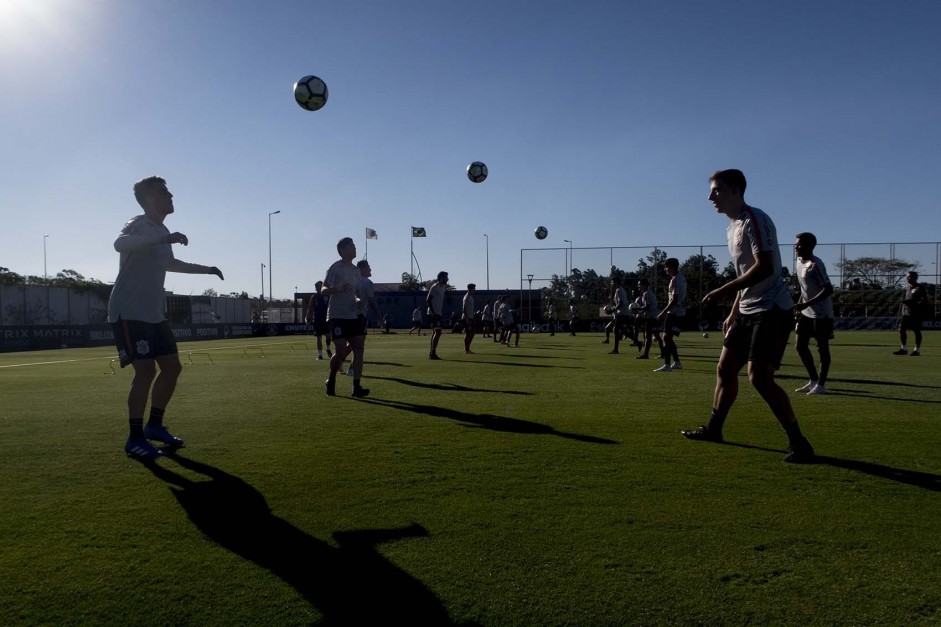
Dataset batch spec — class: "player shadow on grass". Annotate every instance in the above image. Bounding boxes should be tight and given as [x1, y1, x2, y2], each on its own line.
[360, 398, 617, 445]
[142, 453, 465, 625]
[777, 373, 941, 390]
[471, 360, 584, 370]
[722, 442, 941, 492]
[367, 375, 532, 395]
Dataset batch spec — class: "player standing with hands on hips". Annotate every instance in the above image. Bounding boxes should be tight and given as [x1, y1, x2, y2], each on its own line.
[427, 271, 448, 360]
[682, 169, 814, 464]
[109, 176, 223, 460]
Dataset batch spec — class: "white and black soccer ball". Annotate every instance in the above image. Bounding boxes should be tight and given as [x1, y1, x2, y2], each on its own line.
[702, 332, 709, 338]
[603, 304, 614, 314]
[293, 75, 329, 111]
[534, 225, 548, 240]
[466, 161, 488, 183]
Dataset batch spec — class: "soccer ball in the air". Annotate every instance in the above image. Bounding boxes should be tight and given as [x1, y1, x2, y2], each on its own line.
[466, 161, 488, 183]
[293, 75, 329, 111]
[534, 225, 548, 240]
[702, 332, 710, 338]
[603, 305, 614, 314]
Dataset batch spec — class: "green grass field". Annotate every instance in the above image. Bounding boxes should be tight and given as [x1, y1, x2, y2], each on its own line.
[1, 330, 939, 625]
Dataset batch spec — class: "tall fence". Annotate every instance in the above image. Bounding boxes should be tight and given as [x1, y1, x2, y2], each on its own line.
[521, 241, 940, 327]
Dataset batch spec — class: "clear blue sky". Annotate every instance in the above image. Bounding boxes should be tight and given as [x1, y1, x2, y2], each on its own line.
[2, 0, 939, 299]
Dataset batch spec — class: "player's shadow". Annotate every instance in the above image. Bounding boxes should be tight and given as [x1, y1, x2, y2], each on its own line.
[144, 453, 457, 625]
[777, 373, 941, 390]
[367, 375, 532, 395]
[361, 398, 617, 445]
[722, 442, 941, 491]
[473, 360, 584, 370]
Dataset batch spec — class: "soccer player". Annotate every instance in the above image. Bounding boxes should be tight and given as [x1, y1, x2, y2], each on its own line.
[682, 169, 814, 464]
[322, 237, 369, 397]
[793, 233, 834, 394]
[427, 271, 448, 359]
[634, 279, 659, 360]
[568, 298, 578, 336]
[408, 306, 423, 336]
[462, 283, 477, 353]
[304, 281, 333, 360]
[609, 277, 632, 354]
[481, 301, 494, 338]
[895, 271, 928, 356]
[497, 294, 517, 346]
[546, 300, 557, 336]
[654, 258, 687, 372]
[109, 176, 224, 460]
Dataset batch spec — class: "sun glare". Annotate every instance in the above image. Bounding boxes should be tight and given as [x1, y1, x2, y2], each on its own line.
[0, 0, 83, 56]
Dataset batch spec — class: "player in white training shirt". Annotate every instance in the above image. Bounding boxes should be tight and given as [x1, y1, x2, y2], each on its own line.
[322, 237, 369, 397]
[654, 258, 687, 372]
[109, 176, 223, 460]
[793, 232, 834, 396]
[682, 169, 814, 464]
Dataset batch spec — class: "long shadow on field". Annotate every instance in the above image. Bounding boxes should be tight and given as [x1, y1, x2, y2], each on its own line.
[368, 375, 532, 395]
[144, 453, 460, 625]
[776, 373, 941, 390]
[360, 398, 617, 445]
[723, 442, 941, 491]
[471, 360, 584, 369]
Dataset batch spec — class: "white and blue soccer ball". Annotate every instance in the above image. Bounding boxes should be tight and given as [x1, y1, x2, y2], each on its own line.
[293, 75, 329, 111]
[466, 161, 488, 183]
[534, 225, 548, 240]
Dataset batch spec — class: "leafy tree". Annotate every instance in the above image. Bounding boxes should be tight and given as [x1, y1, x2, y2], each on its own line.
[836, 256, 916, 289]
[399, 272, 423, 291]
[203, 288, 218, 297]
[0, 267, 24, 285]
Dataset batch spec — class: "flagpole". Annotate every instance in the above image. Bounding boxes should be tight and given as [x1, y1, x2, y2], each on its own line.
[365, 227, 368, 259]
[410, 229, 414, 277]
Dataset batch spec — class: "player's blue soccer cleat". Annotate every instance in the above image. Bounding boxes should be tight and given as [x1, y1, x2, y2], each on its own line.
[125, 437, 165, 460]
[143, 423, 185, 448]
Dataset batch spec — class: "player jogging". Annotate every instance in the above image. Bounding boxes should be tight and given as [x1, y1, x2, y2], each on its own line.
[109, 175, 224, 460]
[681, 169, 814, 464]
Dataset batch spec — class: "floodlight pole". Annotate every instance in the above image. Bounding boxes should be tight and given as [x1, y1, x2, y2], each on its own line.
[43, 234, 49, 280]
[260, 263, 265, 308]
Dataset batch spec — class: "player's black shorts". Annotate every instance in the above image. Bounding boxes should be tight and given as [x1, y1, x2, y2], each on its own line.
[662, 314, 684, 337]
[329, 318, 365, 340]
[640, 317, 659, 333]
[430, 313, 443, 329]
[313, 320, 329, 336]
[723, 306, 790, 368]
[111, 319, 178, 368]
[796, 315, 833, 342]
[899, 315, 922, 333]
[463, 318, 477, 332]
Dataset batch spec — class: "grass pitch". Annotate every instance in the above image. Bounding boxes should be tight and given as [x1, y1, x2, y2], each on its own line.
[1, 330, 939, 625]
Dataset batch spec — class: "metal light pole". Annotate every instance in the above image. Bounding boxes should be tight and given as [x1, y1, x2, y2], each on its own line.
[260, 262, 266, 310]
[268, 210, 280, 311]
[484, 233, 490, 291]
[43, 234, 49, 280]
[527, 273, 534, 323]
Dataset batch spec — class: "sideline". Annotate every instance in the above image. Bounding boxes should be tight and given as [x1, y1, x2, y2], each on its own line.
[0, 340, 309, 369]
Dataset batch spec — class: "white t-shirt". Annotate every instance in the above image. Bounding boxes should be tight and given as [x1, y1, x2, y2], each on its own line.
[357, 276, 375, 317]
[797, 255, 833, 319]
[108, 214, 211, 323]
[462, 293, 475, 320]
[498, 301, 514, 324]
[727, 206, 793, 314]
[669, 274, 687, 317]
[323, 260, 361, 320]
[614, 286, 630, 315]
[428, 283, 445, 316]
[640, 289, 658, 319]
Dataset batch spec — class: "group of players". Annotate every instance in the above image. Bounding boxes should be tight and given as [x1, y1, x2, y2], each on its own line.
[108, 171, 928, 464]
